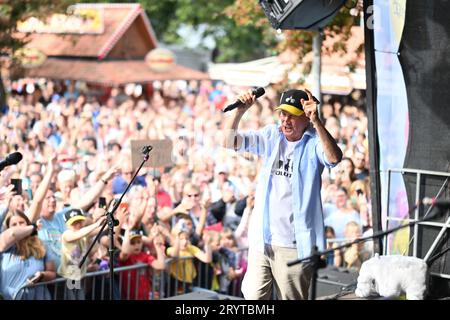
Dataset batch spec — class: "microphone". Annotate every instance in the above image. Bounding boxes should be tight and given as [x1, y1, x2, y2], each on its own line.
[0, 152, 23, 171]
[141, 145, 153, 155]
[422, 197, 450, 208]
[223, 87, 265, 112]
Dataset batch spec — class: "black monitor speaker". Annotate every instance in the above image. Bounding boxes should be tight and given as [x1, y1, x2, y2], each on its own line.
[259, 0, 346, 30]
[315, 266, 359, 298]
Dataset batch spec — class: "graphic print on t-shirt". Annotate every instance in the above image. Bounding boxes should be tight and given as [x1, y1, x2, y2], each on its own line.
[268, 138, 299, 248]
[272, 157, 294, 178]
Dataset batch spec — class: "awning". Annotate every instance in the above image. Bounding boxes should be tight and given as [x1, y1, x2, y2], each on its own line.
[207, 56, 288, 87]
[208, 57, 365, 94]
[25, 58, 209, 85]
[209, 26, 366, 94]
[299, 65, 366, 95]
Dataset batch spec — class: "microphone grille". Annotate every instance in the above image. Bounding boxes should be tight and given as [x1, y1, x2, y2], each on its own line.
[6, 152, 23, 165]
[252, 87, 266, 98]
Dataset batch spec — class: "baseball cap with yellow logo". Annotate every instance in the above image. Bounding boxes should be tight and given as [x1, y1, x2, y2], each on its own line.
[275, 89, 320, 116]
[63, 208, 86, 226]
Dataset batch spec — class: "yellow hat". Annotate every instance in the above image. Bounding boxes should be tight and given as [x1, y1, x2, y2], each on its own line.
[64, 209, 86, 226]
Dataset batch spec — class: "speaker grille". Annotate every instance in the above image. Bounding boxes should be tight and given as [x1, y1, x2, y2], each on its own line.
[259, 0, 345, 30]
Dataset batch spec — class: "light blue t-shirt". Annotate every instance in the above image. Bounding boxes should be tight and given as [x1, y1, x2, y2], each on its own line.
[324, 208, 362, 240]
[0, 245, 51, 300]
[38, 207, 71, 269]
[0, 205, 7, 230]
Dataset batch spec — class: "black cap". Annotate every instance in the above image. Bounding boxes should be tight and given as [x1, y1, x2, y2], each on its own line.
[275, 89, 320, 116]
[64, 208, 86, 225]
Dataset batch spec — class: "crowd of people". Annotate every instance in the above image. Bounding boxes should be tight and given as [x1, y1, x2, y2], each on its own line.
[0, 78, 373, 300]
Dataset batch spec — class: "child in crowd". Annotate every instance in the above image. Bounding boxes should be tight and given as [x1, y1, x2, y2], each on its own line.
[216, 229, 243, 295]
[336, 221, 371, 270]
[118, 227, 166, 300]
[58, 208, 106, 300]
[324, 226, 340, 267]
[166, 228, 212, 296]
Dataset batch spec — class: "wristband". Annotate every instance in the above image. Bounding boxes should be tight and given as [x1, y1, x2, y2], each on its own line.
[30, 223, 38, 236]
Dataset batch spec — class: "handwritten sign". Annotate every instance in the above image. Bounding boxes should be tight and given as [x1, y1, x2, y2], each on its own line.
[130, 139, 173, 170]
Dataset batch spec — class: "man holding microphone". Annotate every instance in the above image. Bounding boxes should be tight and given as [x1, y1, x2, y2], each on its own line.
[223, 88, 342, 299]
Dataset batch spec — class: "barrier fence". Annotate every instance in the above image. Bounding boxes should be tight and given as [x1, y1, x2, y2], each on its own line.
[14, 249, 248, 300]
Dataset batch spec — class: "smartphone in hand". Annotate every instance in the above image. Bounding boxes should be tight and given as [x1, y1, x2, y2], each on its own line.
[28, 273, 41, 284]
[11, 178, 22, 195]
[98, 197, 107, 209]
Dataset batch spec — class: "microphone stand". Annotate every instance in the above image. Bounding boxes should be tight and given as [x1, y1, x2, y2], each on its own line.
[288, 204, 447, 300]
[79, 145, 153, 300]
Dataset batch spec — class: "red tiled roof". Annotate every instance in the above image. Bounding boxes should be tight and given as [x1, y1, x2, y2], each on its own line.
[21, 3, 157, 59]
[25, 58, 209, 85]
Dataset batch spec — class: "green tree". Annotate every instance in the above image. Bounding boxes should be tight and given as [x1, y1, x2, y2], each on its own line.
[0, 0, 75, 110]
[101, 0, 275, 63]
[226, 0, 363, 99]
[226, 0, 363, 67]
[101, 0, 362, 71]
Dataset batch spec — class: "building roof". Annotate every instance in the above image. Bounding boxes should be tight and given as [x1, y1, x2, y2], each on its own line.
[21, 3, 209, 84]
[23, 3, 158, 60]
[26, 58, 208, 86]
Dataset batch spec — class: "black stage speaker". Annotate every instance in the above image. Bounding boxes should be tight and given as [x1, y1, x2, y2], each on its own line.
[398, 0, 450, 299]
[316, 266, 359, 298]
[259, 0, 346, 30]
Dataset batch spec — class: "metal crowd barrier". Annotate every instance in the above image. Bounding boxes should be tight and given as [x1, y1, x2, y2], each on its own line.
[15, 263, 151, 300]
[14, 248, 249, 300]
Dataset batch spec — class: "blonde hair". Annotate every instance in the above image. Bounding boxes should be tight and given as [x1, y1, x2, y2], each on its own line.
[6, 210, 46, 260]
[183, 182, 200, 196]
[57, 169, 76, 184]
[15, 236, 46, 260]
[349, 178, 370, 197]
[344, 221, 361, 240]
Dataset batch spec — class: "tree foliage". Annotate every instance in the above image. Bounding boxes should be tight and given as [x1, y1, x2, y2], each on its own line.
[226, 0, 363, 64]
[0, 0, 76, 108]
[0, 0, 75, 56]
[101, 0, 273, 63]
[102, 0, 362, 65]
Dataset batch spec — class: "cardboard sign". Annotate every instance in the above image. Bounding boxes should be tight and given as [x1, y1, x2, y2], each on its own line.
[130, 139, 173, 170]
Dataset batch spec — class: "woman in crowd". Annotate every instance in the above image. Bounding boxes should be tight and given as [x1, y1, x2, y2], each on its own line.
[0, 210, 56, 299]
